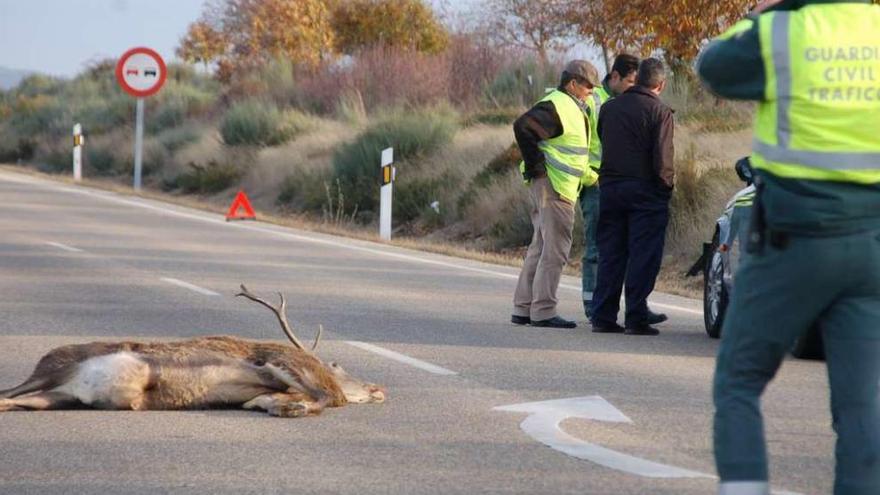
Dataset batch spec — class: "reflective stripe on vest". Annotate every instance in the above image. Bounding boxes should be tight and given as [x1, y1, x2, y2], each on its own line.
[536, 90, 591, 201]
[752, 5, 880, 182]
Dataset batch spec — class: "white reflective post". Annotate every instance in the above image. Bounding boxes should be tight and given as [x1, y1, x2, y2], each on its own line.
[133, 98, 144, 191]
[72, 123, 82, 182]
[379, 147, 394, 241]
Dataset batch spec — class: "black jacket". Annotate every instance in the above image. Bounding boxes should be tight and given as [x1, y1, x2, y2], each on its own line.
[597, 86, 675, 190]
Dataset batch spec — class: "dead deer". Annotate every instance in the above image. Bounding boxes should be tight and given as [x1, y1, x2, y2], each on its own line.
[0, 285, 385, 417]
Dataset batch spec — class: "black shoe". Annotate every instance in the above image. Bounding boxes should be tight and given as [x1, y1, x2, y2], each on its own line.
[511, 315, 531, 325]
[583, 300, 593, 319]
[624, 324, 660, 336]
[646, 310, 668, 325]
[591, 322, 625, 333]
[531, 316, 577, 329]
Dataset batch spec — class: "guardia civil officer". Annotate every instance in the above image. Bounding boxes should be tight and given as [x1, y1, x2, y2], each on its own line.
[511, 60, 600, 329]
[579, 54, 639, 319]
[697, 0, 880, 493]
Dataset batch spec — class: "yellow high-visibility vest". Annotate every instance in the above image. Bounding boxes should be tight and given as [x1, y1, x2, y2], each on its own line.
[520, 90, 593, 202]
[751, 3, 880, 184]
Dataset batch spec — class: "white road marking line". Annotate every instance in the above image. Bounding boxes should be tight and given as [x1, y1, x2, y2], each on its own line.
[5, 172, 702, 316]
[345, 341, 458, 376]
[44, 241, 84, 253]
[159, 277, 220, 296]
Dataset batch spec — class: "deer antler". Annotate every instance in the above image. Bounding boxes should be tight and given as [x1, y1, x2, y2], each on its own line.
[236, 284, 321, 352]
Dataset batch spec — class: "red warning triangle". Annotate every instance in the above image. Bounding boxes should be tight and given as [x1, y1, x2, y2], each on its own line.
[226, 190, 256, 221]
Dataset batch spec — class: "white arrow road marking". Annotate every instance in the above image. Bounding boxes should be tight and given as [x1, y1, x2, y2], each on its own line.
[45, 241, 83, 253]
[345, 341, 458, 376]
[495, 396, 713, 479]
[159, 277, 220, 296]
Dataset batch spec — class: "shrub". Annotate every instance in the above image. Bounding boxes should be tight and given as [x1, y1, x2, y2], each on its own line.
[156, 125, 202, 153]
[169, 160, 243, 194]
[458, 142, 521, 213]
[220, 99, 288, 146]
[86, 147, 120, 175]
[667, 143, 744, 257]
[331, 106, 459, 215]
[393, 172, 460, 226]
[277, 167, 333, 212]
[0, 126, 35, 163]
[487, 57, 562, 108]
[294, 44, 452, 115]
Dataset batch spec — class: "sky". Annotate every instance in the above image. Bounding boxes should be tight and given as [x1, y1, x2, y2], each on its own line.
[0, 0, 483, 78]
[0, 0, 211, 77]
[0, 0, 598, 80]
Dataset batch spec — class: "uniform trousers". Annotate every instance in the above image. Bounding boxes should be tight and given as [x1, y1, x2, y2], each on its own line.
[714, 228, 880, 495]
[579, 182, 600, 315]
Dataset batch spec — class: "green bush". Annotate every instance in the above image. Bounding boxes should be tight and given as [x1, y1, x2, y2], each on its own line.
[394, 173, 456, 225]
[148, 81, 216, 134]
[277, 168, 333, 212]
[220, 99, 292, 146]
[86, 147, 120, 175]
[156, 125, 201, 153]
[487, 58, 561, 108]
[332, 106, 459, 214]
[169, 160, 243, 194]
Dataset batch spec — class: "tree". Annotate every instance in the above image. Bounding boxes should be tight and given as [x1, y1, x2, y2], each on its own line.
[177, 0, 336, 78]
[567, 1, 639, 73]
[332, 0, 449, 54]
[620, 0, 752, 73]
[484, 0, 574, 65]
[176, 20, 227, 70]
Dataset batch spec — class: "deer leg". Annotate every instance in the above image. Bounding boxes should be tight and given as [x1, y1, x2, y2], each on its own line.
[0, 391, 80, 411]
[243, 392, 325, 418]
[0, 376, 53, 399]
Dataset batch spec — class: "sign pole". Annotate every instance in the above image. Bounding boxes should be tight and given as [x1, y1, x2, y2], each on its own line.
[133, 98, 144, 192]
[379, 147, 394, 241]
[116, 46, 166, 192]
[72, 123, 83, 182]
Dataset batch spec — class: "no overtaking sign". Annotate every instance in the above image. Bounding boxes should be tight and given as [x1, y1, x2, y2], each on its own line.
[116, 47, 166, 191]
[115, 47, 167, 98]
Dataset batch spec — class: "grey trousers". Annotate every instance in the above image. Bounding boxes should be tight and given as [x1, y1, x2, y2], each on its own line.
[714, 228, 880, 495]
[513, 176, 575, 321]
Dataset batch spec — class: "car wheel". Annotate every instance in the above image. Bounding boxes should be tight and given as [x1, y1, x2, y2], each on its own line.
[791, 326, 825, 360]
[703, 232, 728, 339]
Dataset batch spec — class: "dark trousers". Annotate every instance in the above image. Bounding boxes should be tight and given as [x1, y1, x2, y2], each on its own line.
[591, 179, 670, 327]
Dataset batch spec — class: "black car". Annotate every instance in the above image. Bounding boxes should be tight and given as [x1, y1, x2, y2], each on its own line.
[688, 158, 824, 360]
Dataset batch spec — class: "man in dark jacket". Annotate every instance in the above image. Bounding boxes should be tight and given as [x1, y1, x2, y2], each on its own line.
[590, 58, 675, 336]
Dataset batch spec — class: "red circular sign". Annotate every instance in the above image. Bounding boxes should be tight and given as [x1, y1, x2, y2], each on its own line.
[115, 47, 167, 98]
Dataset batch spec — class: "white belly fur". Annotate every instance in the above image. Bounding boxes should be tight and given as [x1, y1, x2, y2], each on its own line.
[56, 352, 151, 407]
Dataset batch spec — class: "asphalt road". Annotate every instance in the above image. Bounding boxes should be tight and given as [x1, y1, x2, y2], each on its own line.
[0, 169, 833, 495]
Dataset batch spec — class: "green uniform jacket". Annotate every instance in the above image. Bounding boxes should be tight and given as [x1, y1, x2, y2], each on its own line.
[696, 0, 880, 235]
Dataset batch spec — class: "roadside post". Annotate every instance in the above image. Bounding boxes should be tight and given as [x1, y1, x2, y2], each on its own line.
[379, 147, 395, 241]
[72, 123, 83, 181]
[115, 47, 167, 192]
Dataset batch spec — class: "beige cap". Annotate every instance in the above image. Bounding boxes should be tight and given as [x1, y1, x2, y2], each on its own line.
[564, 60, 601, 87]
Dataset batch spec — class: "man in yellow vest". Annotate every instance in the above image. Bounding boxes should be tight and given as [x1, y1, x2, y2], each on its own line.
[580, 54, 640, 320]
[697, 1, 880, 493]
[512, 60, 600, 328]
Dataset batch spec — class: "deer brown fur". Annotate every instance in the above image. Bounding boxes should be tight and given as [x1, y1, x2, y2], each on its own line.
[0, 286, 385, 417]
